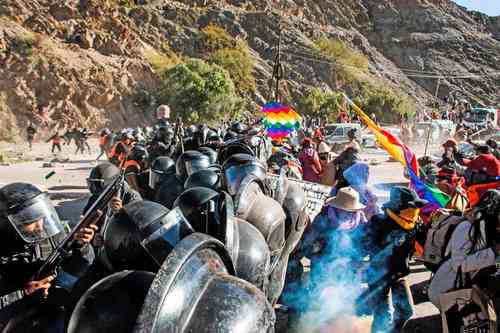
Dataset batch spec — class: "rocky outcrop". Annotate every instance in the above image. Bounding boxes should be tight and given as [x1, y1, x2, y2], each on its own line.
[0, 0, 498, 140]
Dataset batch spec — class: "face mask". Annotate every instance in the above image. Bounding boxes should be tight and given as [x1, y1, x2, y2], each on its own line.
[399, 208, 420, 223]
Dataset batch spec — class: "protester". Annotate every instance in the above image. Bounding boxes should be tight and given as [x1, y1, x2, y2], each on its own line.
[47, 132, 62, 153]
[464, 145, 500, 184]
[343, 162, 380, 220]
[298, 137, 322, 183]
[331, 146, 360, 194]
[318, 142, 336, 186]
[428, 190, 500, 309]
[26, 122, 36, 150]
[361, 187, 427, 333]
[437, 139, 466, 170]
[296, 187, 368, 312]
[96, 128, 111, 161]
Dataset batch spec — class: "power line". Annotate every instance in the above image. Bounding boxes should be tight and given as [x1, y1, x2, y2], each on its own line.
[279, 35, 500, 77]
[281, 51, 500, 80]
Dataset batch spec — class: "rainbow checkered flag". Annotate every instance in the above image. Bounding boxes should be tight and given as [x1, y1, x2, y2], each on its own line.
[261, 102, 302, 141]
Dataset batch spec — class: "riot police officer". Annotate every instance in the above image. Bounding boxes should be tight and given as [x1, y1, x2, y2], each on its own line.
[153, 150, 210, 209]
[0, 182, 97, 331]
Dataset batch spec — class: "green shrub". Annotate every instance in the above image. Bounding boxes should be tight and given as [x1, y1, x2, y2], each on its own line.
[208, 45, 256, 94]
[200, 24, 236, 53]
[157, 59, 242, 124]
[298, 88, 342, 121]
[12, 31, 36, 57]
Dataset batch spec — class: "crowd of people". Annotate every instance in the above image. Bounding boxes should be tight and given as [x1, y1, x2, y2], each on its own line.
[1, 104, 499, 333]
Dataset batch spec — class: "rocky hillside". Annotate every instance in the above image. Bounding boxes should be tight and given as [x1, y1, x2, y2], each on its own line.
[0, 0, 498, 140]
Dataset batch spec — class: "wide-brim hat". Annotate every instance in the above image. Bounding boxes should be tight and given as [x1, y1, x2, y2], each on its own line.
[325, 187, 366, 212]
[383, 186, 428, 211]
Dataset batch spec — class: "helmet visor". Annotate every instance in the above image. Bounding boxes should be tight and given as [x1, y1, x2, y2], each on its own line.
[7, 193, 63, 243]
[141, 207, 194, 266]
[148, 170, 163, 190]
[185, 159, 210, 177]
[87, 178, 105, 194]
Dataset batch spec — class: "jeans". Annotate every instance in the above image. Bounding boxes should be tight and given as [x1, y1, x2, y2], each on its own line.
[369, 277, 414, 333]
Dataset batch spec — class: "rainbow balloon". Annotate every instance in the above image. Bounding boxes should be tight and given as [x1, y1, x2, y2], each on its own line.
[261, 102, 301, 141]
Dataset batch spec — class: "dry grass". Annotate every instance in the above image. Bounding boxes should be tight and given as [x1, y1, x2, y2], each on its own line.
[144, 50, 181, 74]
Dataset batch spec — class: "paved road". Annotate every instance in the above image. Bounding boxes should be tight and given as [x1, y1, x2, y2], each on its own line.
[0, 140, 441, 333]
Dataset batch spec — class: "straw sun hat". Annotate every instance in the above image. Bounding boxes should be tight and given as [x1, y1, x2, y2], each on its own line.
[325, 187, 366, 212]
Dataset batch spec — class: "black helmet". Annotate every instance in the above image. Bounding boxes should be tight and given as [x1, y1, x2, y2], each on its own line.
[102, 200, 194, 271]
[217, 142, 255, 165]
[185, 125, 198, 137]
[184, 169, 222, 191]
[68, 270, 155, 333]
[0, 183, 63, 244]
[223, 130, 238, 141]
[192, 126, 210, 148]
[134, 233, 275, 333]
[173, 187, 219, 234]
[87, 162, 120, 195]
[222, 153, 267, 196]
[197, 146, 218, 165]
[122, 132, 134, 141]
[149, 156, 176, 190]
[175, 150, 210, 180]
[100, 128, 111, 136]
[231, 122, 248, 134]
[128, 145, 149, 165]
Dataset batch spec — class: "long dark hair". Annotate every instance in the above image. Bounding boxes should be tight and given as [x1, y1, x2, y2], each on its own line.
[469, 190, 500, 253]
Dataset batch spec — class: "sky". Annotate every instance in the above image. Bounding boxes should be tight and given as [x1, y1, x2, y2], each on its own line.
[452, 0, 500, 16]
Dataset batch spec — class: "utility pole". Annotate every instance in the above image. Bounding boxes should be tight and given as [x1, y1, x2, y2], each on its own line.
[272, 14, 283, 102]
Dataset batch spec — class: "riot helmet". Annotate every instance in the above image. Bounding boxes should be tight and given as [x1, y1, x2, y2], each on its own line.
[0, 183, 63, 244]
[197, 146, 218, 165]
[222, 153, 267, 196]
[149, 156, 175, 190]
[217, 142, 256, 165]
[173, 187, 219, 234]
[133, 233, 275, 333]
[223, 130, 238, 141]
[184, 169, 221, 191]
[87, 162, 120, 195]
[68, 270, 155, 333]
[185, 124, 198, 137]
[102, 200, 194, 271]
[128, 144, 149, 168]
[192, 125, 210, 148]
[175, 150, 210, 180]
[231, 122, 248, 134]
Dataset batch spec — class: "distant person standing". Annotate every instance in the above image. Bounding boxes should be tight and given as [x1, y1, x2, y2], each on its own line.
[47, 132, 62, 153]
[156, 104, 171, 127]
[26, 122, 36, 150]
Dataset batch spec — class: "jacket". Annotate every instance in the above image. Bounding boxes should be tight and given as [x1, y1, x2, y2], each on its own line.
[428, 220, 496, 308]
[363, 213, 425, 284]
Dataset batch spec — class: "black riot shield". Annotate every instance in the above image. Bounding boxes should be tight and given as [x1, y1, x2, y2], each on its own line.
[134, 233, 275, 333]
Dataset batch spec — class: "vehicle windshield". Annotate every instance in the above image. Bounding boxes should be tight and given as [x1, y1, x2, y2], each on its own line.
[465, 110, 490, 123]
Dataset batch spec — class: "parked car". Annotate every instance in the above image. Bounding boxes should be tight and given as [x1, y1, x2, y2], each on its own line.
[361, 127, 401, 149]
[323, 123, 362, 152]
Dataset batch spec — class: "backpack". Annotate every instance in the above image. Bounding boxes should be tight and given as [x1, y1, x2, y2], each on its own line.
[423, 209, 464, 272]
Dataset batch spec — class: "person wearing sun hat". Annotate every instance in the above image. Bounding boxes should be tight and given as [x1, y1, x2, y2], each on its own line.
[361, 186, 428, 333]
[292, 187, 368, 313]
